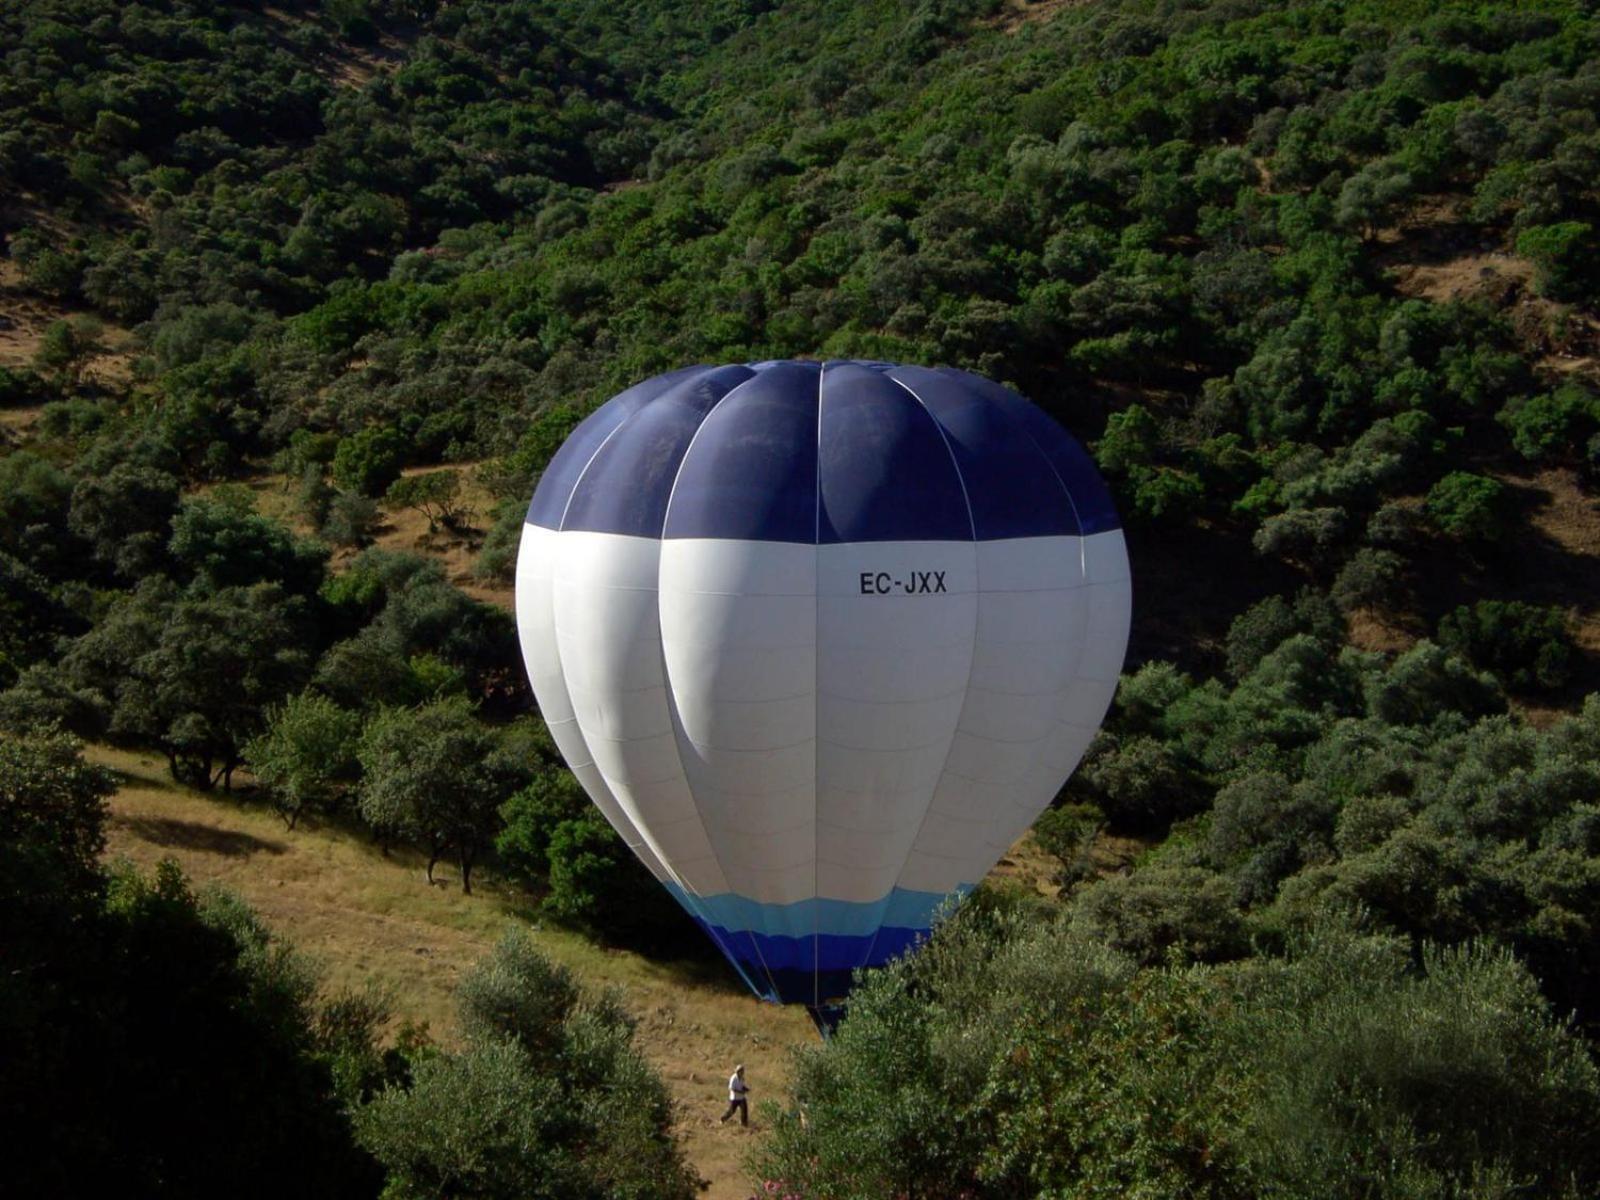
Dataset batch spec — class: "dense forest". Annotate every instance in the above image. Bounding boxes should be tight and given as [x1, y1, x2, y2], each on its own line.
[4, 0, 1600, 1195]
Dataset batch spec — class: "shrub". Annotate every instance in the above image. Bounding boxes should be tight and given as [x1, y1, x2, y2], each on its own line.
[1516, 221, 1599, 303]
[355, 931, 697, 1200]
[1365, 641, 1504, 726]
[1437, 600, 1573, 692]
[757, 907, 1600, 1199]
[322, 491, 379, 547]
[1330, 547, 1404, 612]
[1425, 471, 1510, 542]
[1252, 506, 1348, 560]
[332, 427, 408, 497]
[1031, 801, 1104, 885]
[1067, 866, 1250, 965]
[1498, 383, 1600, 463]
[1076, 733, 1203, 832]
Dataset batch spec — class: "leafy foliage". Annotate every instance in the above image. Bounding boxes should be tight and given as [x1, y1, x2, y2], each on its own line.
[1, 733, 382, 1198]
[355, 930, 699, 1200]
[756, 904, 1600, 1200]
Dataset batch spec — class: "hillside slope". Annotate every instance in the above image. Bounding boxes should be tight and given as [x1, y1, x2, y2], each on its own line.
[94, 744, 814, 1200]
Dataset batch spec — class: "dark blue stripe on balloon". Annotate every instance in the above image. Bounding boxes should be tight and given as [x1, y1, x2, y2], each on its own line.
[940, 368, 1121, 534]
[889, 365, 1080, 539]
[662, 361, 820, 543]
[525, 365, 709, 530]
[527, 361, 1120, 543]
[817, 363, 971, 544]
[561, 365, 756, 538]
[690, 923, 930, 1005]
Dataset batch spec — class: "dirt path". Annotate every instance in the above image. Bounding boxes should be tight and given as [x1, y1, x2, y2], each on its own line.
[93, 745, 812, 1199]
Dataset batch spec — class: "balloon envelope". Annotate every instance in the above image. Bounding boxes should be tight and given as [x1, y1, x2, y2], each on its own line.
[514, 361, 1129, 1009]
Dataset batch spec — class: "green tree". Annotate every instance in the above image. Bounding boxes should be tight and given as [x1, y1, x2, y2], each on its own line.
[2, 734, 382, 1199]
[333, 427, 408, 497]
[1437, 600, 1573, 692]
[355, 931, 698, 1200]
[60, 581, 314, 789]
[68, 462, 181, 579]
[1516, 221, 1599, 303]
[357, 697, 521, 892]
[1425, 471, 1510, 542]
[385, 469, 464, 533]
[169, 493, 328, 596]
[246, 691, 362, 829]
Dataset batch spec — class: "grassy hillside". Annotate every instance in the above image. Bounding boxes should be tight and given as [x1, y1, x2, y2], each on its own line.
[93, 742, 814, 1199]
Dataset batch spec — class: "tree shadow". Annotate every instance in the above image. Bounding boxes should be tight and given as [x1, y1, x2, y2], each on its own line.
[114, 814, 288, 858]
[1408, 469, 1600, 704]
[1126, 517, 1302, 675]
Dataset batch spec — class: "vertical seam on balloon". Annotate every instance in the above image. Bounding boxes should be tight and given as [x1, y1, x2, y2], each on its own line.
[536, 530, 658, 877]
[554, 411, 635, 533]
[554, 370, 768, 999]
[970, 373, 1084, 535]
[963, 373, 1095, 641]
[812, 361, 824, 1011]
[548, 373, 711, 880]
[852, 373, 982, 974]
[527, 365, 702, 527]
[656, 366, 761, 539]
[653, 367, 786, 1004]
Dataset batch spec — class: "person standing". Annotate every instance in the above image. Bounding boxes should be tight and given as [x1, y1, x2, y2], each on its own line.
[719, 1063, 750, 1126]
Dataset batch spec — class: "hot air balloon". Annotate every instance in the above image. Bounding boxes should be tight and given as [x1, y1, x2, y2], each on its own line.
[514, 360, 1129, 1029]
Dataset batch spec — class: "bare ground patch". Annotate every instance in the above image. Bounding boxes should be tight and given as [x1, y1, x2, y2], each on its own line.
[231, 464, 515, 611]
[986, 0, 1089, 32]
[1345, 606, 1420, 656]
[362, 464, 514, 611]
[0, 258, 139, 387]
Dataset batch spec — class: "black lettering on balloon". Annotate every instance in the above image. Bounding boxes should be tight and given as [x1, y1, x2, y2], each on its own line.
[857, 570, 949, 595]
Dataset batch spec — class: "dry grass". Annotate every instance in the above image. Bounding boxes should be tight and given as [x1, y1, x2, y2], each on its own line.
[986, 0, 1088, 32]
[0, 259, 137, 388]
[92, 743, 813, 1199]
[237, 465, 515, 611]
[363, 465, 514, 611]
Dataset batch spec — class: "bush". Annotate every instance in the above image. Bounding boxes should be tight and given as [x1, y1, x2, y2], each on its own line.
[1232, 938, 1600, 1196]
[1365, 641, 1504, 726]
[354, 931, 697, 1200]
[3, 737, 383, 1200]
[322, 491, 379, 547]
[1225, 591, 1342, 680]
[1516, 221, 1599, 303]
[1067, 866, 1250, 965]
[1425, 471, 1510, 542]
[0, 365, 51, 408]
[1075, 733, 1203, 832]
[1031, 801, 1104, 884]
[756, 906, 1600, 1200]
[1330, 547, 1404, 612]
[332, 427, 408, 497]
[1499, 383, 1600, 463]
[1437, 600, 1573, 692]
[1252, 506, 1348, 560]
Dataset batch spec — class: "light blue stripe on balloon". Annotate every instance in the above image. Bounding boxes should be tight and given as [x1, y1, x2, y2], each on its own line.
[661, 884, 973, 939]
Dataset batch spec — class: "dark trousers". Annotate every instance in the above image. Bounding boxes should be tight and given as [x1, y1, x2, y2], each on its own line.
[720, 1097, 748, 1125]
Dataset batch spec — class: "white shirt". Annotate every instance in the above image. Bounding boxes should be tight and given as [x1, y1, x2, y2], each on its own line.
[728, 1072, 748, 1101]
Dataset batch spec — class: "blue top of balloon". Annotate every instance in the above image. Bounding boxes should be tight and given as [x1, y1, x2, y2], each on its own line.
[526, 360, 1120, 543]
